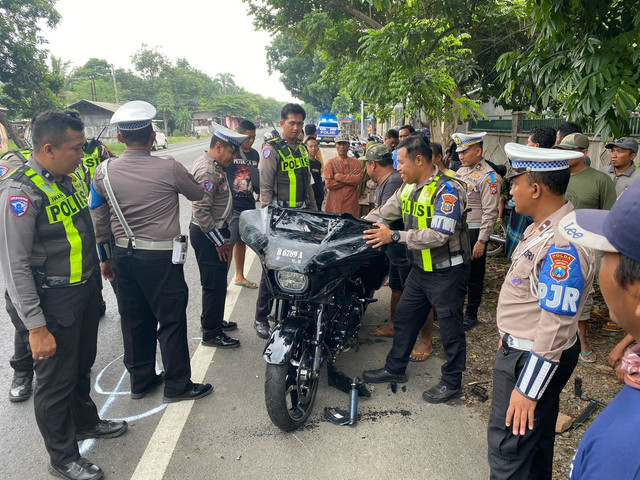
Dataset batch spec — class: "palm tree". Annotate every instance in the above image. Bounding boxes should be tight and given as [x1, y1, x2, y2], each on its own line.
[214, 73, 237, 95]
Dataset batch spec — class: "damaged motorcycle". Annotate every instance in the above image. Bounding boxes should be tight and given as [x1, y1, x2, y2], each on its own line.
[240, 207, 387, 431]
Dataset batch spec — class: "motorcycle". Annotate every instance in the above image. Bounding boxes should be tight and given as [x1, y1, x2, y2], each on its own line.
[240, 207, 388, 431]
[348, 136, 366, 158]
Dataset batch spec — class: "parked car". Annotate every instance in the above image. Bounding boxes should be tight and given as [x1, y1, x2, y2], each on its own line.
[152, 124, 168, 151]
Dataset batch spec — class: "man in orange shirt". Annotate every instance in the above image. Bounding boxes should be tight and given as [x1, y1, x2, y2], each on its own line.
[324, 133, 363, 216]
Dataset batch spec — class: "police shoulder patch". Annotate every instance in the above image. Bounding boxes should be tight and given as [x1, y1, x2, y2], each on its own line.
[8, 195, 29, 217]
[0, 166, 9, 178]
[262, 148, 271, 159]
[538, 243, 584, 315]
[203, 180, 214, 192]
[431, 191, 461, 235]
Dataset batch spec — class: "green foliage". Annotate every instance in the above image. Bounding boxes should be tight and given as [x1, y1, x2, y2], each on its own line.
[0, 0, 64, 116]
[497, 0, 640, 139]
[244, 0, 531, 139]
[331, 90, 355, 118]
[266, 34, 339, 111]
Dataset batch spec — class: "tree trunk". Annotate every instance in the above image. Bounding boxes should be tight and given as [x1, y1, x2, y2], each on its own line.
[0, 111, 28, 149]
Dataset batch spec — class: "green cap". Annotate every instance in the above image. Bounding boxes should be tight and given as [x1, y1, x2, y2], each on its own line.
[365, 144, 392, 163]
[553, 132, 589, 150]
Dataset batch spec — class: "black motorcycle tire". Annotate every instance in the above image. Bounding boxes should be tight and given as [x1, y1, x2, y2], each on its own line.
[264, 346, 319, 431]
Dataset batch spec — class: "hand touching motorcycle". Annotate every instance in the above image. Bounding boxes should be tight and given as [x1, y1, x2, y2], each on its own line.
[363, 222, 392, 248]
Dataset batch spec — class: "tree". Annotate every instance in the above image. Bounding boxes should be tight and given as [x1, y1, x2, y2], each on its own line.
[331, 90, 355, 118]
[266, 34, 339, 111]
[497, 0, 640, 139]
[214, 73, 238, 95]
[131, 45, 170, 93]
[0, 0, 63, 146]
[243, 0, 530, 144]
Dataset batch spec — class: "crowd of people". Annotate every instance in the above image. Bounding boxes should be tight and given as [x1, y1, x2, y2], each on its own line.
[0, 100, 639, 479]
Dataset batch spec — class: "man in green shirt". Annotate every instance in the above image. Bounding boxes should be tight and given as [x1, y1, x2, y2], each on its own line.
[554, 133, 616, 363]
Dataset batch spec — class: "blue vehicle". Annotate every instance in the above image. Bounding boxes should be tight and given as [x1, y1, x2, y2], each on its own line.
[316, 114, 340, 144]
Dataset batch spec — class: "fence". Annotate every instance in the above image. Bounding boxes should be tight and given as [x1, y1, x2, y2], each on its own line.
[471, 113, 640, 136]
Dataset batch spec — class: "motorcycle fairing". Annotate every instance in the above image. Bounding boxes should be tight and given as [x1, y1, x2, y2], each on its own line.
[263, 316, 309, 365]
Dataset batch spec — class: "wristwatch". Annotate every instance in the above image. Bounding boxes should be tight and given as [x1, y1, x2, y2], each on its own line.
[478, 239, 487, 245]
[391, 231, 400, 243]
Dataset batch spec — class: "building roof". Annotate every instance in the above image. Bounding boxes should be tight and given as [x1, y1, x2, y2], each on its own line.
[67, 100, 121, 114]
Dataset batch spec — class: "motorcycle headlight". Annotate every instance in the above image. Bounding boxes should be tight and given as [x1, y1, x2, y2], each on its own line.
[275, 271, 309, 293]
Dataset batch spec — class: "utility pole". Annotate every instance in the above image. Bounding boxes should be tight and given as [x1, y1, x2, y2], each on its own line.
[360, 100, 365, 138]
[110, 65, 119, 104]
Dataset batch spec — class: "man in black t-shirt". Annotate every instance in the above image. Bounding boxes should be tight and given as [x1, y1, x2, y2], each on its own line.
[224, 120, 260, 288]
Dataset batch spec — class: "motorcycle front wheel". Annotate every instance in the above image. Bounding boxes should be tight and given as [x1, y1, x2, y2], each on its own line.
[264, 344, 319, 431]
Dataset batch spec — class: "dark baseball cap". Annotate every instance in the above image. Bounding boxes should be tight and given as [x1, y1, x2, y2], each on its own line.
[605, 137, 638, 153]
[559, 179, 640, 263]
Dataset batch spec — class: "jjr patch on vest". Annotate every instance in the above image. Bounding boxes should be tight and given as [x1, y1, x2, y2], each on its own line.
[538, 243, 584, 315]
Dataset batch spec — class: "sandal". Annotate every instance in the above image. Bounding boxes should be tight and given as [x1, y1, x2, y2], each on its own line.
[235, 281, 258, 289]
[579, 350, 597, 363]
[591, 307, 610, 320]
[409, 349, 432, 362]
[602, 321, 624, 332]
[369, 326, 394, 337]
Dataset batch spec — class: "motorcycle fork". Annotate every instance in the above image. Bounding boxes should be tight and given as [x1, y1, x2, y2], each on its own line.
[309, 304, 325, 379]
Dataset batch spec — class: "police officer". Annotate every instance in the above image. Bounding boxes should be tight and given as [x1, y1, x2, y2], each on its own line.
[361, 133, 471, 403]
[90, 101, 212, 403]
[190, 123, 248, 348]
[1, 124, 114, 403]
[0, 111, 127, 480]
[253, 103, 317, 338]
[0, 148, 35, 402]
[487, 143, 596, 479]
[453, 132, 501, 330]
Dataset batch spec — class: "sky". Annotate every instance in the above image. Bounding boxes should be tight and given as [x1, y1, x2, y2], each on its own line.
[42, 0, 298, 102]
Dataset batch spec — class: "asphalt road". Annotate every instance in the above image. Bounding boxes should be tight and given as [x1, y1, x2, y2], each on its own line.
[0, 132, 490, 479]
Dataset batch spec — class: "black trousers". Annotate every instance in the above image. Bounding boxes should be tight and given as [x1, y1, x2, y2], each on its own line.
[112, 247, 192, 397]
[466, 228, 487, 317]
[487, 339, 580, 479]
[6, 289, 33, 375]
[32, 279, 101, 465]
[190, 224, 228, 339]
[384, 264, 469, 389]
[6, 265, 107, 376]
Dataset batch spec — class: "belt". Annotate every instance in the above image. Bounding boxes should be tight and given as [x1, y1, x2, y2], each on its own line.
[433, 254, 464, 270]
[467, 222, 481, 229]
[499, 331, 577, 352]
[115, 238, 173, 251]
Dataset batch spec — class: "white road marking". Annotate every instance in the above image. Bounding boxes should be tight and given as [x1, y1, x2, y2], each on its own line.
[130, 249, 257, 480]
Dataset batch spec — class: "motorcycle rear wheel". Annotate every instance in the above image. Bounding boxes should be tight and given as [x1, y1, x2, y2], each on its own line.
[265, 345, 319, 431]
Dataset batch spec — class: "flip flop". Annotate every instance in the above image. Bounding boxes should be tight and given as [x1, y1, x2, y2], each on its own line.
[409, 349, 432, 362]
[591, 308, 610, 320]
[579, 350, 597, 363]
[602, 321, 623, 332]
[369, 326, 394, 338]
[235, 281, 258, 289]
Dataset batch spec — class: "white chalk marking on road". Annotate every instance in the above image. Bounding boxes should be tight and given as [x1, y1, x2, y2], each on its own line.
[130, 249, 257, 480]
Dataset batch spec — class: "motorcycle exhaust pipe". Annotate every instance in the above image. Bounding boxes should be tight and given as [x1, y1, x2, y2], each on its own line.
[489, 234, 506, 245]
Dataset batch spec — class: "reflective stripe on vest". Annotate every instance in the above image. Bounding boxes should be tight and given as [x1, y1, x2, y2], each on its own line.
[273, 141, 310, 207]
[24, 168, 87, 283]
[400, 175, 441, 271]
